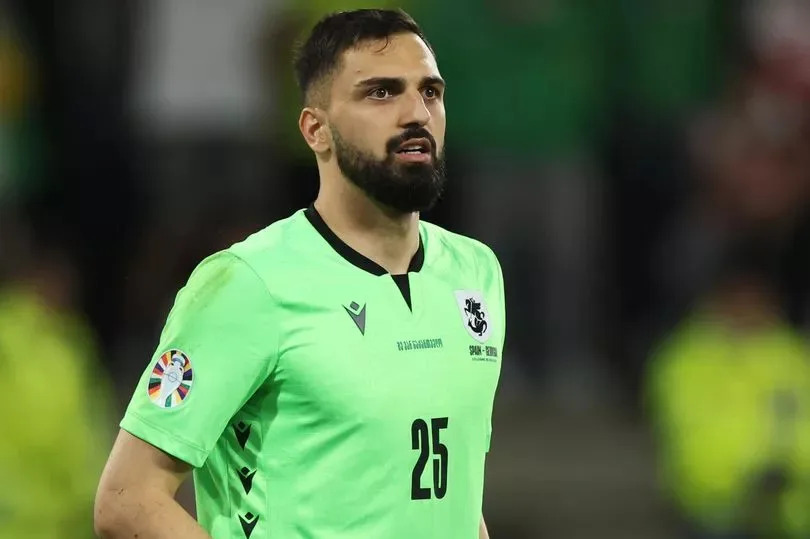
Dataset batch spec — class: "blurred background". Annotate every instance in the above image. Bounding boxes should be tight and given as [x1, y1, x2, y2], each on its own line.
[3, 0, 810, 537]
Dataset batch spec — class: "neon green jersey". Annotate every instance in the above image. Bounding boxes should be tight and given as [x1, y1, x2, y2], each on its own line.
[121, 207, 505, 538]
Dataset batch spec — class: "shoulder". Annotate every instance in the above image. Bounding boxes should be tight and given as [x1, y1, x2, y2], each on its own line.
[421, 220, 502, 272]
[226, 210, 306, 267]
[180, 210, 309, 300]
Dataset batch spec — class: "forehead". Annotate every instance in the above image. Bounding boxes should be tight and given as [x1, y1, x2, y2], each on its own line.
[334, 32, 440, 88]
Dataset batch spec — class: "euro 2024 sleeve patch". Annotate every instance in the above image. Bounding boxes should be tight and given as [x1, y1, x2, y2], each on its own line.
[148, 350, 194, 408]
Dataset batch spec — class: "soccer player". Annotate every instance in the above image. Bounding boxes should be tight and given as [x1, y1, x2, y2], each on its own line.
[95, 9, 504, 539]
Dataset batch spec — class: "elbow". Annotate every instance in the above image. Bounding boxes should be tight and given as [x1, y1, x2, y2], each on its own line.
[93, 487, 127, 538]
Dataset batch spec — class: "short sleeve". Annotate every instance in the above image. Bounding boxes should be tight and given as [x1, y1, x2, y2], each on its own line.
[493, 250, 506, 348]
[120, 251, 278, 467]
[485, 247, 505, 454]
[485, 420, 492, 453]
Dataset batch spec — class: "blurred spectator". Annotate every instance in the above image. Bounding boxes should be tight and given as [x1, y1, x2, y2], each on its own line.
[743, 0, 810, 103]
[694, 99, 810, 231]
[646, 239, 810, 538]
[657, 72, 810, 334]
[0, 208, 114, 538]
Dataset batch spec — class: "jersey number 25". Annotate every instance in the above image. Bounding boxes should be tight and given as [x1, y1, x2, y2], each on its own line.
[411, 417, 449, 500]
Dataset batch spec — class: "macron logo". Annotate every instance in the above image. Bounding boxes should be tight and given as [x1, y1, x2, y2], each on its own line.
[344, 301, 367, 335]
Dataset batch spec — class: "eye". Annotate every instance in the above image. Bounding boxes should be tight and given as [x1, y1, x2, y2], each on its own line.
[423, 86, 442, 99]
[368, 87, 391, 100]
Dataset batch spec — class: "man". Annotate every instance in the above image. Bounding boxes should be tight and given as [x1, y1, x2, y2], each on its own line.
[646, 240, 810, 537]
[95, 9, 504, 538]
[0, 210, 112, 539]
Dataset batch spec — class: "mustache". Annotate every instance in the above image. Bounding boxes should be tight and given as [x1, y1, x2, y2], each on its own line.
[385, 128, 437, 155]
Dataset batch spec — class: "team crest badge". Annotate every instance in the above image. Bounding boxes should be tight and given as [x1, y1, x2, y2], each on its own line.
[148, 350, 193, 408]
[455, 290, 493, 343]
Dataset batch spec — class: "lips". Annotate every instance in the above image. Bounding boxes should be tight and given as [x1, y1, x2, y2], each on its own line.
[395, 138, 432, 155]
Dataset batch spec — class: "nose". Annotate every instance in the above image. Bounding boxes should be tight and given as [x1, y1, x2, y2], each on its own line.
[399, 89, 430, 127]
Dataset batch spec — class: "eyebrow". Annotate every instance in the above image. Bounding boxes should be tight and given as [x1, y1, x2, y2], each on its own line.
[420, 76, 446, 89]
[354, 76, 446, 90]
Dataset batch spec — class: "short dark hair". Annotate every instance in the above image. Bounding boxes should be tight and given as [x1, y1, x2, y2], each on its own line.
[293, 9, 434, 105]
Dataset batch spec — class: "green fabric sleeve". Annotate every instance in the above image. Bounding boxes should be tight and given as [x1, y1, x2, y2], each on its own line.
[121, 251, 278, 467]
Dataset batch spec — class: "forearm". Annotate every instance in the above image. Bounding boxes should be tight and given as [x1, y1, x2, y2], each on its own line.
[94, 486, 210, 539]
[480, 515, 490, 539]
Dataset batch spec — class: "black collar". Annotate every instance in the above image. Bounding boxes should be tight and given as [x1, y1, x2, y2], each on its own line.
[304, 205, 425, 276]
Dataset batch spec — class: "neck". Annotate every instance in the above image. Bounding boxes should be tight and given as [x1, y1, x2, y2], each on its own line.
[314, 171, 420, 275]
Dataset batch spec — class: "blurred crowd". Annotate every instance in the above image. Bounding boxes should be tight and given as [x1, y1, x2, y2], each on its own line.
[3, 0, 810, 537]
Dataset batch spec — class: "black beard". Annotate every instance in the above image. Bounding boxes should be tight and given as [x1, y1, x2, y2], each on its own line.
[331, 126, 447, 213]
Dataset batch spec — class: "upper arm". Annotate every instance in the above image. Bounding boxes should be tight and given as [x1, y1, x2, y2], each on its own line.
[98, 429, 191, 496]
[94, 430, 213, 537]
[479, 515, 490, 539]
